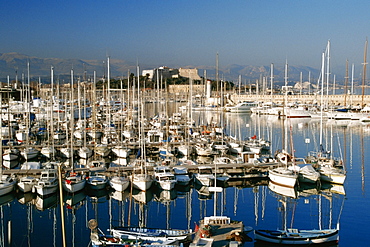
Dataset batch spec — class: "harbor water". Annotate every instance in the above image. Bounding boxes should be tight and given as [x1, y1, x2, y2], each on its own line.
[1, 109, 369, 247]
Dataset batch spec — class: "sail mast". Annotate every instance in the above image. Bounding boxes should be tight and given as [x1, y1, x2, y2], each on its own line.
[344, 60, 349, 106]
[362, 38, 368, 107]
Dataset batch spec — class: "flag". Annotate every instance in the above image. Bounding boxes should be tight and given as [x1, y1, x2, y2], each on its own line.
[194, 222, 199, 232]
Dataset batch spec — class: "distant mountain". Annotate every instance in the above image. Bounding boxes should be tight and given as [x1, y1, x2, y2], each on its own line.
[0, 52, 324, 85]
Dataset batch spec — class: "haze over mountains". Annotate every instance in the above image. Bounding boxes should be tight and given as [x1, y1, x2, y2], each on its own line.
[0, 52, 338, 85]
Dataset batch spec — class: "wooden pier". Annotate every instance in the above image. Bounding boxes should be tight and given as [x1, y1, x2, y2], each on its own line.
[2, 160, 277, 178]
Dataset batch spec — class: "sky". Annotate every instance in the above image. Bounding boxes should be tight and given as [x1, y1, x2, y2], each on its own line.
[1, 0, 370, 71]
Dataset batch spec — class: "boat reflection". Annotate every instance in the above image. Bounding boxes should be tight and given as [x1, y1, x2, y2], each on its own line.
[110, 189, 130, 202]
[64, 190, 87, 209]
[195, 185, 213, 200]
[268, 181, 298, 199]
[153, 188, 177, 202]
[34, 193, 58, 211]
[132, 188, 153, 204]
[17, 191, 36, 205]
[0, 191, 16, 206]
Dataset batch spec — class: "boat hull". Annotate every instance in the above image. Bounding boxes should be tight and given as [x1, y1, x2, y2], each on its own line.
[109, 176, 130, 192]
[62, 179, 86, 193]
[268, 168, 298, 188]
[255, 229, 339, 245]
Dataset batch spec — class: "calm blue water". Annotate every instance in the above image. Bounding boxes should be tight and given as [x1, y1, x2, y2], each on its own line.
[1, 112, 369, 247]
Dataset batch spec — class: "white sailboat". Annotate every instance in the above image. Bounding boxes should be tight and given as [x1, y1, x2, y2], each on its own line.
[109, 172, 130, 192]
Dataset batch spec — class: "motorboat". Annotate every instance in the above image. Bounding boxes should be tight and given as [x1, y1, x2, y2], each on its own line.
[34, 169, 59, 196]
[154, 166, 177, 190]
[0, 175, 17, 196]
[173, 166, 191, 186]
[17, 176, 38, 193]
[62, 171, 86, 193]
[225, 101, 258, 113]
[193, 166, 215, 187]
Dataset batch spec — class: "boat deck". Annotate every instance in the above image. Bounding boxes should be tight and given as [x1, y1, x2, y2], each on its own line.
[193, 217, 244, 247]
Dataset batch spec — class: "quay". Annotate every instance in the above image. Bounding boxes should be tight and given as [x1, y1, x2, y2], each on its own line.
[230, 93, 370, 106]
[2, 160, 278, 179]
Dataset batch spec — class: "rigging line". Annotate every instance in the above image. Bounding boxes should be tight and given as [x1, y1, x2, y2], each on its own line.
[290, 200, 297, 229]
[262, 186, 266, 220]
[336, 131, 344, 168]
[337, 196, 345, 229]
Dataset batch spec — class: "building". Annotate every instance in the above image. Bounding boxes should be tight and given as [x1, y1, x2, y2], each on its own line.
[179, 68, 201, 81]
[142, 70, 154, 79]
[152, 67, 179, 81]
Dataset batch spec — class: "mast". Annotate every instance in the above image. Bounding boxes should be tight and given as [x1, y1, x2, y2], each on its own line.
[351, 63, 354, 106]
[319, 52, 325, 152]
[270, 63, 274, 102]
[344, 60, 349, 106]
[216, 52, 219, 98]
[284, 60, 288, 151]
[50, 66, 55, 159]
[362, 38, 368, 107]
[326, 40, 331, 105]
[107, 56, 111, 125]
[70, 69, 75, 167]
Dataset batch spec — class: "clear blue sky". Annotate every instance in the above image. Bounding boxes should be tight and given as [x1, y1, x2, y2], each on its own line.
[1, 0, 369, 70]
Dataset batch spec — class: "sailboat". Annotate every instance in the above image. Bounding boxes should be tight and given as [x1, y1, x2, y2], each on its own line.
[129, 65, 153, 192]
[306, 47, 346, 185]
[109, 172, 130, 192]
[0, 95, 17, 196]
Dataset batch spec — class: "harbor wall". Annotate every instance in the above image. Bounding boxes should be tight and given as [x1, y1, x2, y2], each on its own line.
[230, 93, 370, 106]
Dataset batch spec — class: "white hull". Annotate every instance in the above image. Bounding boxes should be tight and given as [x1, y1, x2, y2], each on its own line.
[3, 154, 19, 162]
[111, 147, 130, 158]
[59, 147, 72, 159]
[319, 166, 346, 184]
[17, 176, 38, 193]
[87, 175, 108, 190]
[34, 184, 58, 196]
[269, 167, 298, 188]
[109, 176, 130, 192]
[156, 180, 176, 191]
[255, 229, 339, 245]
[21, 148, 40, 160]
[34, 169, 59, 196]
[62, 177, 86, 193]
[131, 174, 153, 191]
[78, 147, 93, 159]
[194, 175, 214, 187]
[0, 178, 16, 196]
[41, 147, 56, 159]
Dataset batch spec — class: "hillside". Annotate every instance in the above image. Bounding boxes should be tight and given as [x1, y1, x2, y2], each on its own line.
[0, 52, 322, 84]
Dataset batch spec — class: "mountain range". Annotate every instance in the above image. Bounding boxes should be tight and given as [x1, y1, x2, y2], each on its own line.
[0, 52, 335, 85]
